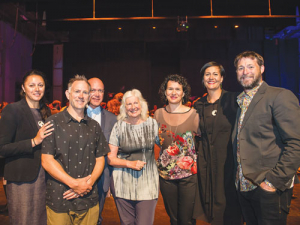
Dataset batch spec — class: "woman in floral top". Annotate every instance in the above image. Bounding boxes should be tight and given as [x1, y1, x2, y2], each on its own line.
[154, 74, 200, 225]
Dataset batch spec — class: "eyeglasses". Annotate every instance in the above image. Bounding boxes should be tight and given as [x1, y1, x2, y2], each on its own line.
[90, 89, 104, 94]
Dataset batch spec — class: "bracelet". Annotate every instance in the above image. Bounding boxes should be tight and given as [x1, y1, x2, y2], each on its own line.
[32, 138, 36, 147]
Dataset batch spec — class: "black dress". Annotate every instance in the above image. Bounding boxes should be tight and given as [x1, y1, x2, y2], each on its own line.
[193, 90, 243, 225]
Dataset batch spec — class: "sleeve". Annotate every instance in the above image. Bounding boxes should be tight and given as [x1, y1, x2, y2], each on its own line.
[153, 119, 160, 146]
[0, 104, 33, 157]
[41, 118, 56, 155]
[109, 122, 120, 147]
[193, 109, 201, 136]
[265, 89, 300, 191]
[95, 122, 110, 158]
[153, 109, 159, 122]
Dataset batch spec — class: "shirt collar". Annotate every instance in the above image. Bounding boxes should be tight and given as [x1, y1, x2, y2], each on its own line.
[63, 107, 89, 124]
[87, 105, 101, 115]
[237, 81, 263, 104]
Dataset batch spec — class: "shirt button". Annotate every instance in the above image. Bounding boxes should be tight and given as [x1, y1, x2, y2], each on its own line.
[79, 162, 81, 164]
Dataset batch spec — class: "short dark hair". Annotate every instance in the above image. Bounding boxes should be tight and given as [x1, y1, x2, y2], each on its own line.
[200, 61, 225, 85]
[159, 74, 191, 105]
[234, 51, 264, 68]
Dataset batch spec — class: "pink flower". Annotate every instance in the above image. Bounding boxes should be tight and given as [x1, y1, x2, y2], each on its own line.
[166, 144, 180, 156]
[177, 156, 194, 170]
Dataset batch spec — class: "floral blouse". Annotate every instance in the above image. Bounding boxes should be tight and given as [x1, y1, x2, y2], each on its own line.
[154, 107, 200, 180]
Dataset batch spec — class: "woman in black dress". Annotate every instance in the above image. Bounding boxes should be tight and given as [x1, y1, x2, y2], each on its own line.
[0, 70, 53, 225]
[194, 62, 242, 225]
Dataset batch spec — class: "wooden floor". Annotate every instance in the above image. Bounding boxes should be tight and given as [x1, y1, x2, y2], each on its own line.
[1, 178, 300, 225]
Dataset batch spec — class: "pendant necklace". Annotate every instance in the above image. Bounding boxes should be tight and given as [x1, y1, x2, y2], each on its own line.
[207, 96, 218, 116]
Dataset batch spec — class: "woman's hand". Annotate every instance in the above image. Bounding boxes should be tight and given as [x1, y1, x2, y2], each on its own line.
[33, 121, 54, 146]
[127, 160, 146, 171]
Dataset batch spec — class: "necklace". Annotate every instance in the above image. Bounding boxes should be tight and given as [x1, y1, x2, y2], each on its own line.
[207, 96, 218, 116]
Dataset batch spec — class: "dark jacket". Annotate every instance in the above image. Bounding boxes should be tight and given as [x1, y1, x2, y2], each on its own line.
[194, 90, 242, 224]
[98, 107, 117, 192]
[232, 82, 300, 191]
[0, 98, 50, 182]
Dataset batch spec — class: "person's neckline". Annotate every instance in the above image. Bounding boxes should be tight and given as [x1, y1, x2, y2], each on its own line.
[123, 117, 148, 126]
[164, 107, 191, 114]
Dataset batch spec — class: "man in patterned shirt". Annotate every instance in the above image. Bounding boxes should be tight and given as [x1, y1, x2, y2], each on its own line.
[232, 51, 300, 225]
[41, 75, 109, 225]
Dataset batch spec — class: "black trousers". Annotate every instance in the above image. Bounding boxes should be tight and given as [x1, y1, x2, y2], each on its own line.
[238, 187, 293, 225]
[159, 175, 197, 225]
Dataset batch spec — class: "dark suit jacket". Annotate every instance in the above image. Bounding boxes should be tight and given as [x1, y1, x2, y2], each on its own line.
[0, 98, 50, 182]
[98, 107, 117, 192]
[232, 82, 300, 191]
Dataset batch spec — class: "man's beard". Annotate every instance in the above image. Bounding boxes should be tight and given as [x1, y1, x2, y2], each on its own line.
[239, 73, 262, 90]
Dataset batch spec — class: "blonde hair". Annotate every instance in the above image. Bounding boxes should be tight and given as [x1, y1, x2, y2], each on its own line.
[118, 89, 148, 121]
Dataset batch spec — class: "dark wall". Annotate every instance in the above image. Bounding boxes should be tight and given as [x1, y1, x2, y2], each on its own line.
[33, 37, 299, 108]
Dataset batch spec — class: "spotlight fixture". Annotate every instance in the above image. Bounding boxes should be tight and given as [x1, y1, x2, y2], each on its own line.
[214, 25, 218, 28]
[234, 25, 239, 28]
[118, 27, 122, 30]
[177, 16, 189, 32]
[152, 26, 156, 30]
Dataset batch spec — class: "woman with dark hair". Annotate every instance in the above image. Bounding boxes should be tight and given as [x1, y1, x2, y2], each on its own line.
[0, 69, 54, 225]
[193, 62, 242, 224]
[154, 74, 200, 225]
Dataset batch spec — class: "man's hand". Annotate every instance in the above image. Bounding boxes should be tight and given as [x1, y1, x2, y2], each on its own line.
[67, 175, 93, 196]
[260, 181, 276, 192]
[63, 189, 80, 200]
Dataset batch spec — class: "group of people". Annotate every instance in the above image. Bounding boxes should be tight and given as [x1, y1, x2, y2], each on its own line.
[0, 50, 300, 225]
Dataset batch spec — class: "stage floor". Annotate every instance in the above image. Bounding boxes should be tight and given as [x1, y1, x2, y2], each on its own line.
[1, 177, 300, 225]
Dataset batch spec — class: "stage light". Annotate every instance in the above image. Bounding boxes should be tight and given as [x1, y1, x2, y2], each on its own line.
[234, 25, 239, 28]
[152, 26, 156, 29]
[214, 25, 218, 28]
[118, 27, 122, 30]
[177, 16, 189, 32]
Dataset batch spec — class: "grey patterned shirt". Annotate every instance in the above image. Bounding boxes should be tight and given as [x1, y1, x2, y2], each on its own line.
[110, 117, 160, 200]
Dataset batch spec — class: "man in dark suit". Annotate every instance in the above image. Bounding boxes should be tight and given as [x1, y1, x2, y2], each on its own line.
[87, 77, 117, 225]
[232, 51, 300, 225]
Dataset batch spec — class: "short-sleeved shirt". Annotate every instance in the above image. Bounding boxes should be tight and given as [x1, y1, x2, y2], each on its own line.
[154, 108, 199, 180]
[42, 109, 109, 213]
[109, 117, 160, 201]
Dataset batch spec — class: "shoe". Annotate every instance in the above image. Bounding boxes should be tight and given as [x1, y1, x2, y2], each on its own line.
[0, 204, 8, 213]
[292, 194, 297, 199]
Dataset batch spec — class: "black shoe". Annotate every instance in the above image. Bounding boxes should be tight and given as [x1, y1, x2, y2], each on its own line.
[292, 194, 297, 199]
[0, 204, 8, 213]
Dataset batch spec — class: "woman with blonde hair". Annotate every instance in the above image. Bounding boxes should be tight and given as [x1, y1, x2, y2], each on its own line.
[108, 89, 160, 225]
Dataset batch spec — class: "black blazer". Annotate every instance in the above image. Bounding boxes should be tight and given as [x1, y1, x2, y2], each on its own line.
[232, 82, 300, 191]
[99, 107, 117, 192]
[0, 98, 50, 182]
[194, 90, 240, 222]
